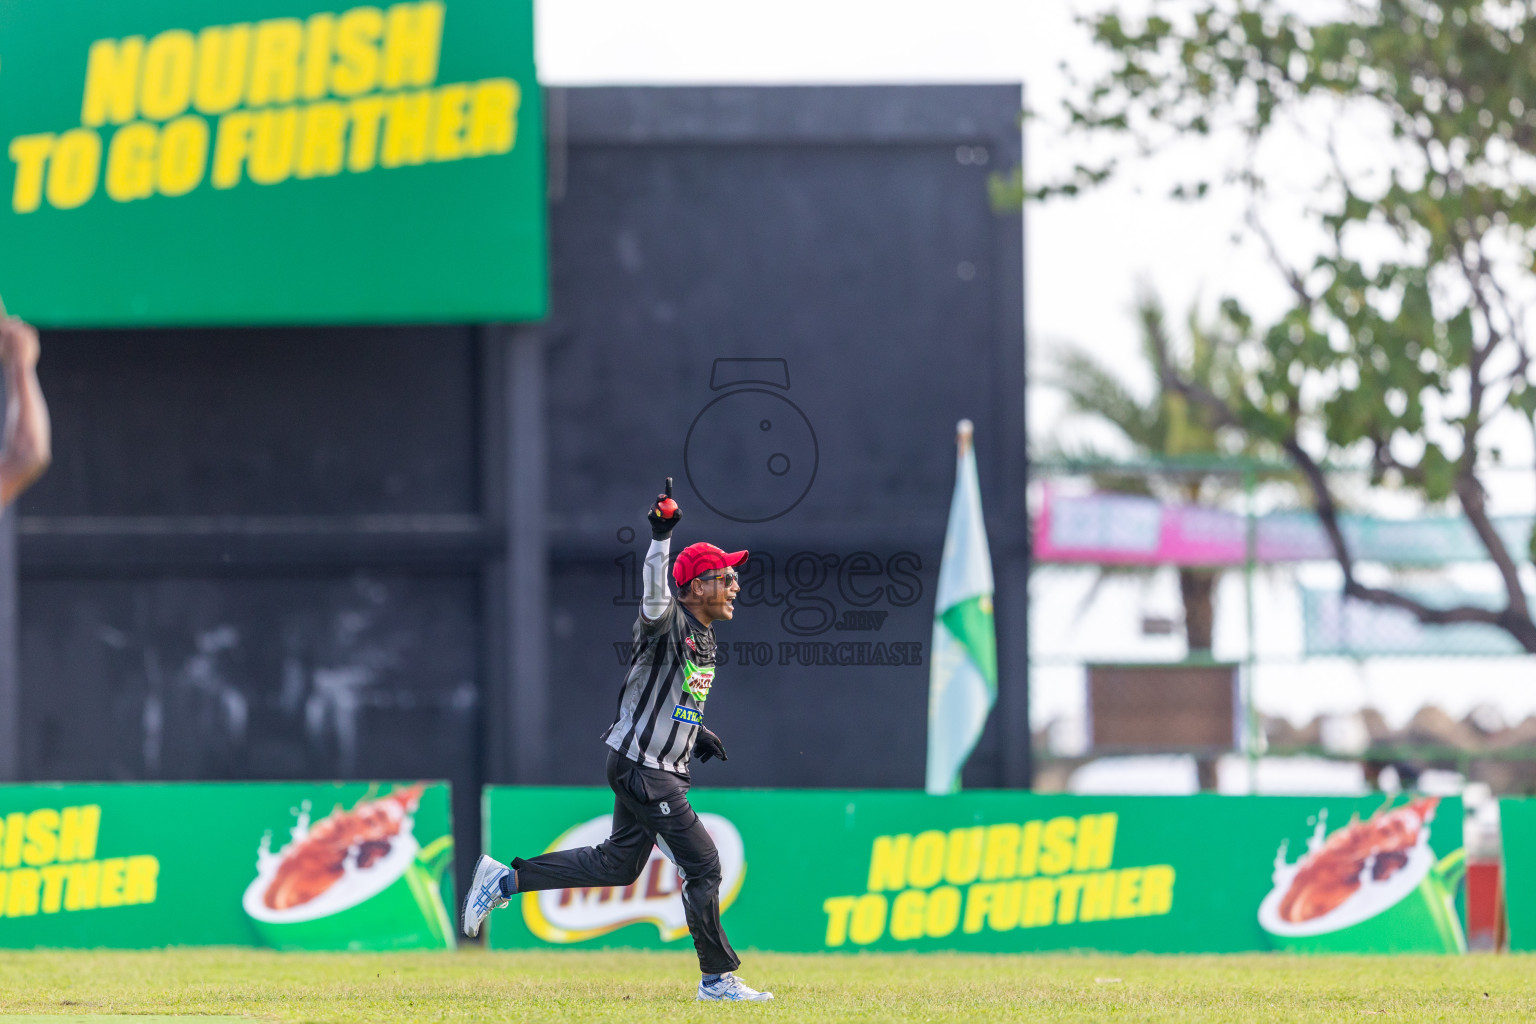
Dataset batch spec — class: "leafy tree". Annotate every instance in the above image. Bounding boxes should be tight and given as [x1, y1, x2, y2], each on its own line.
[1048, 292, 1257, 652]
[1018, 0, 1536, 652]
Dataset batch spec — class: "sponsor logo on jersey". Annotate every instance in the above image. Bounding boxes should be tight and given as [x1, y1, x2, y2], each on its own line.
[671, 704, 704, 726]
[682, 659, 714, 701]
[522, 813, 747, 943]
[684, 636, 697, 651]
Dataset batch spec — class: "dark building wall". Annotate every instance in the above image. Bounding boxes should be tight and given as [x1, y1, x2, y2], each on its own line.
[539, 85, 1027, 789]
[8, 86, 1026, 886]
[22, 327, 480, 518]
[15, 326, 491, 885]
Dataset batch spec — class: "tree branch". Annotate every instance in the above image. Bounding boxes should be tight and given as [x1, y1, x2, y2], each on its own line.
[1453, 471, 1536, 644]
[1152, 341, 1536, 653]
[1289, 433, 1535, 647]
[1245, 206, 1314, 308]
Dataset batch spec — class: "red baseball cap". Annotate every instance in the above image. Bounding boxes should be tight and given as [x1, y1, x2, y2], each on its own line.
[673, 542, 749, 588]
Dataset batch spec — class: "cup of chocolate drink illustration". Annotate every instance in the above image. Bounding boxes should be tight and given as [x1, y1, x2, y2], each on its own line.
[684, 358, 818, 523]
[242, 784, 456, 950]
[1257, 797, 1466, 953]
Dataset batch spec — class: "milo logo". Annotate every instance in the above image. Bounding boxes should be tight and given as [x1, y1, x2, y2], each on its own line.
[521, 813, 745, 943]
[682, 660, 714, 702]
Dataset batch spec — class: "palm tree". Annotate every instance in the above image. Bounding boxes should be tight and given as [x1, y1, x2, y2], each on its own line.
[1046, 291, 1260, 653]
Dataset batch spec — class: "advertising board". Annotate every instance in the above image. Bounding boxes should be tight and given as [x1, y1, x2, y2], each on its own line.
[0, 781, 454, 949]
[1498, 798, 1536, 951]
[0, 1, 546, 325]
[484, 789, 1464, 955]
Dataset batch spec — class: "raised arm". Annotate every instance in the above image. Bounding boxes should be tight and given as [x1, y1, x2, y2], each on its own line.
[641, 477, 681, 622]
[0, 318, 50, 507]
[642, 537, 673, 621]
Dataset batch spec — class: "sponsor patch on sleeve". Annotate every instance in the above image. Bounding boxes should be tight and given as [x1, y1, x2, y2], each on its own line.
[671, 704, 704, 725]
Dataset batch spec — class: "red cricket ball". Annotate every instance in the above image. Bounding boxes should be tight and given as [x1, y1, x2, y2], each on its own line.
[657, 498, 678, 517]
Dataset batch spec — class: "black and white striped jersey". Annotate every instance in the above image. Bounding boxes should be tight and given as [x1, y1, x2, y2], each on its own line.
[601, 597, 717, 776]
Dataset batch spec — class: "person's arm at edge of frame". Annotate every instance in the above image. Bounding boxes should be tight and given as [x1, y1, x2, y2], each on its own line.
[0, 318, 50, 507]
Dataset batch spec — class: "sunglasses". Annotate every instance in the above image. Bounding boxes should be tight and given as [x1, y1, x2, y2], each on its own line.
[697, 569, 740, 584]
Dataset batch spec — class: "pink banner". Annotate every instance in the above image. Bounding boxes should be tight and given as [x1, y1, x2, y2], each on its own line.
[1032, 488, 1530, 566]
[1034, 489, 1249, 566]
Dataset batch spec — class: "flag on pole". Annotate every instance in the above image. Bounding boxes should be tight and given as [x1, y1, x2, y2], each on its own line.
[925, 419, 998, 795]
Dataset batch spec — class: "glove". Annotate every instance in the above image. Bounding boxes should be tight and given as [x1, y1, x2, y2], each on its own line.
[647, 476, 681, 539]
[694, 726, 728, 763]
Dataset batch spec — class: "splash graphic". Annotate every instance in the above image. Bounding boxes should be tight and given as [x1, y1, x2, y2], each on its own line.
[1259, 797, 1439, 937]
[245, 785, 424, 924]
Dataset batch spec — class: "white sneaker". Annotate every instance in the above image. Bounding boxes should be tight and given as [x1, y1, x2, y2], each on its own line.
[461, 854, 511, 938]
[697, 973, 774, 1002]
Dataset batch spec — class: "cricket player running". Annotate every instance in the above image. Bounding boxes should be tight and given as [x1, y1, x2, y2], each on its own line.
[462, 480, 772, 1002]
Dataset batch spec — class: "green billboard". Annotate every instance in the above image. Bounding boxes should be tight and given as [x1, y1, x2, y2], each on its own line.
[0, 781, 455, 949]
[484, 789, 1465, 955]
[0, 1, 546, 326]
[1499, 798, 1536, 950]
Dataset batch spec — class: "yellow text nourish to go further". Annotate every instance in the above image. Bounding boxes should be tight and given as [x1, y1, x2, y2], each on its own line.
[80, 2, 449, 125]
[0, 805, 161, 919]
[5, 2, 524, 214]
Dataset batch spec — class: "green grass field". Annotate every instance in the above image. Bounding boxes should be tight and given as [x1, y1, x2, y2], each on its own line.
[0, 949, 1532, 1022]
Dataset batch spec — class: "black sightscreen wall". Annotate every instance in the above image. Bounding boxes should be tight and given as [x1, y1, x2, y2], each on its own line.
[23, 326, 479, 518]
[12, 85, 1027, 893]
[540, 87, 1027, 790]
[17, 326, 489, 887]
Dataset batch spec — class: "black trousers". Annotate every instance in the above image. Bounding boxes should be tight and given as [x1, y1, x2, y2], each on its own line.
[512, 749, 740, 975]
